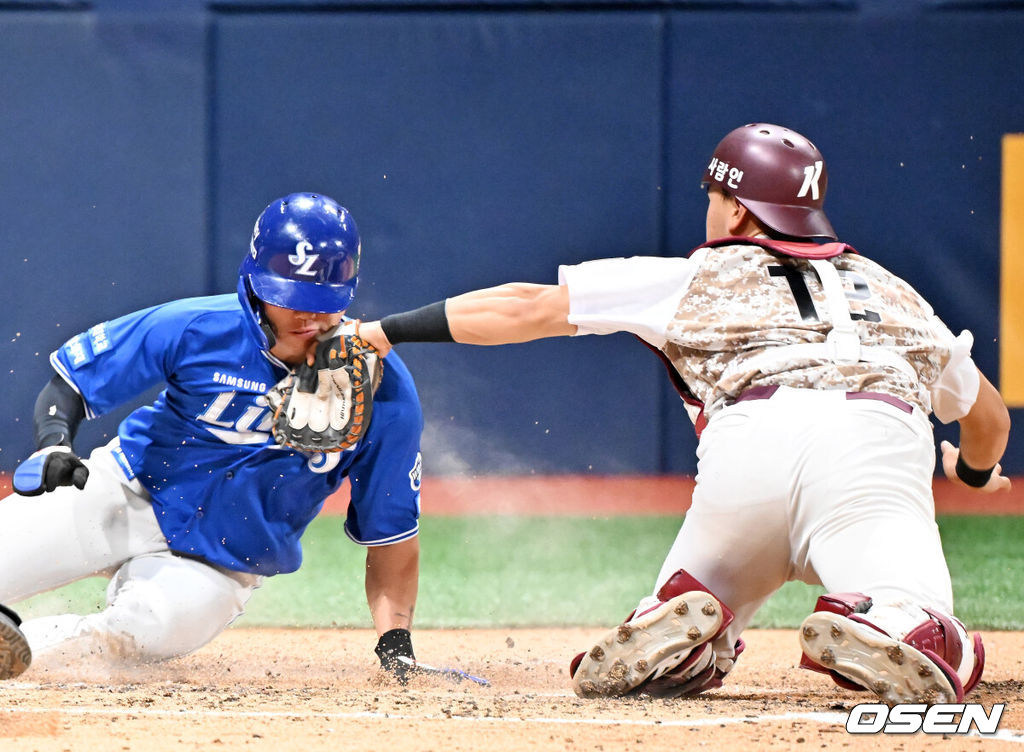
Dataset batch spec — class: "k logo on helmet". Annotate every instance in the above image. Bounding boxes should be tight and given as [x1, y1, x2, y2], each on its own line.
[797, 161, 824, 200]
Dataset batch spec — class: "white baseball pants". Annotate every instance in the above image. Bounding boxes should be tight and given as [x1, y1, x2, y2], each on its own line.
[646, 387, 959, 667]
[0, 439, 260, 665]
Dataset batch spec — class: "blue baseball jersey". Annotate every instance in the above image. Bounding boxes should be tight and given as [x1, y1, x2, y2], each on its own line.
[50, 294, 423, 576]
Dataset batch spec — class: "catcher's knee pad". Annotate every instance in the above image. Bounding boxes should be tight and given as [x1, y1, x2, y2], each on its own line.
[569, 569, 739, 699]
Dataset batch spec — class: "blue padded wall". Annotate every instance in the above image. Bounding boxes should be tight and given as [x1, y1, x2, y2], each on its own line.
[0, 1, 1021, 475]
[210, 12, 666, 473]
[0, 8, 207, 461]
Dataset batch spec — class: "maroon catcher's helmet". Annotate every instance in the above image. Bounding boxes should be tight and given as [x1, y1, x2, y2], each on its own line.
[701, 123, 837, 241]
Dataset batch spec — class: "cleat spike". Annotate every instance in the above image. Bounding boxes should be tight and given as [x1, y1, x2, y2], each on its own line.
[886, 646, 905, 665]
[607, 660, 628, 680]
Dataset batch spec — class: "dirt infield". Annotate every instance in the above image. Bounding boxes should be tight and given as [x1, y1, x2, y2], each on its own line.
[3, 627, 1022, 751]
[0, 473, 1019, 749]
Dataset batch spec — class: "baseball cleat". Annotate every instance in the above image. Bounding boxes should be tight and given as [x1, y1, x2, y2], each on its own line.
[799, 612, 957, 705]
[572, 592, 724, 698]
[0, 607, 31, 680]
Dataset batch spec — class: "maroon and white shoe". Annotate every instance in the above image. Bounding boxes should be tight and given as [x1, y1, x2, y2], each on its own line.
[799, 612, 961, 705]
[571, 591, 725, 698]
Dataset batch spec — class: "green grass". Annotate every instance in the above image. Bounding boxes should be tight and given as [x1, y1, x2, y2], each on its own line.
[938, 515, 1024, 629]
[14, 515, 1024, 630]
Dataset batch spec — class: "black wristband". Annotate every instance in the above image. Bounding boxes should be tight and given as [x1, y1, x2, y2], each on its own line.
[955, 455, 995, 488]
[380, 301, 454, 344]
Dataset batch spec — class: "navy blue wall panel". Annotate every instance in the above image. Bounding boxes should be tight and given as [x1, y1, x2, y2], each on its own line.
[0, 9, 207, 462]
[661, 8, 1024, 471]
[0, 2, 1021, 476]
[210, 12, 667, 474]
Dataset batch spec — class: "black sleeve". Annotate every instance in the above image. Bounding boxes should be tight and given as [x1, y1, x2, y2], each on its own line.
[33, 375, 86, 450]
[379, 301, 454, 344]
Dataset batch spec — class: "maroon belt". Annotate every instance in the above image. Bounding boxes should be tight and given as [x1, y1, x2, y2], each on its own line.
[734, 385, 913, 414]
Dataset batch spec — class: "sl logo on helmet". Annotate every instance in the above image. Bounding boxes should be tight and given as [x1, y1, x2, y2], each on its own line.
[289, 240, 320, 277]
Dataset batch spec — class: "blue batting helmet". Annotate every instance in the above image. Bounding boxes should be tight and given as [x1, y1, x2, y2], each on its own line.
[238, 192, 360, 349]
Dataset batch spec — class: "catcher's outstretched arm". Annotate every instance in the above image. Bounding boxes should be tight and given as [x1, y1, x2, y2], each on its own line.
[365, 283, 574, 355]
[446, 283, 576, 344]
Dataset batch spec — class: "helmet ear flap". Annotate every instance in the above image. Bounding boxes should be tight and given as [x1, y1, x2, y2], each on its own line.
[257, 307, 277, 350]
[243, 276, 277, 349]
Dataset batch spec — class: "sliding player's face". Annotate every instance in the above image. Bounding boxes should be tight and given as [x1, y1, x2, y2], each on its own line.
[264, 303, 344, 365]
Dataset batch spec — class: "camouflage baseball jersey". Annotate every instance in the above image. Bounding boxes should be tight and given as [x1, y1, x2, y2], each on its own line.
[662, 239, 959, 420]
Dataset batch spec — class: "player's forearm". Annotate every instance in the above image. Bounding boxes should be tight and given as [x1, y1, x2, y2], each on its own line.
[372, 283, 576, 352]
[956, 371, 1011, 471]
[446, 283, 576, 344]
[33, 375, 86, 449]
[365, 537, 420, 634]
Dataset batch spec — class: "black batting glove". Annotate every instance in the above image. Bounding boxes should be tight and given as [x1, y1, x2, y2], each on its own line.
[13, 446, 90, 496]
[375, 628, 415, 684]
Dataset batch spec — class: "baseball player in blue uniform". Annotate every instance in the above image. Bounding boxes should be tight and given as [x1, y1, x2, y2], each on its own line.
[0, 193, 425, 680]
[357, 124, 1012, 705]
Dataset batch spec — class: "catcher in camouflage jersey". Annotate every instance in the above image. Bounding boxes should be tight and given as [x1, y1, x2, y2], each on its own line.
[359, 123, 1012, 705]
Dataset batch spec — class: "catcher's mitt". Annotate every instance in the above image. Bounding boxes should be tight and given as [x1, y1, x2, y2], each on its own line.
[267, 321, 383, 452]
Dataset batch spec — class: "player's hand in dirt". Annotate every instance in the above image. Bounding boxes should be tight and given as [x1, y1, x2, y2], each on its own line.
[375, 628, 416, 685]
